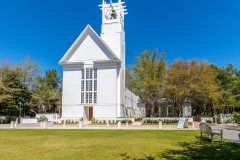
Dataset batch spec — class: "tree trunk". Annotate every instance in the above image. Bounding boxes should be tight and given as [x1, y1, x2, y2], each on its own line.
[178, 104, 182, 117]
[8, 110, 11, 122]
[150, 102, 155, 117]
[174, 101, 177, 116]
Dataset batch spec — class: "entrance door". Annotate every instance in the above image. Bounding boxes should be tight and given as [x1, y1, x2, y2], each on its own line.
[89, 107, 93, 120]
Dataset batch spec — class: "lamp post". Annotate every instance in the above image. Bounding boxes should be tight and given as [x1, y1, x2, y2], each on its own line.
[232, 106, 235, 126]
[18, 101, 23, 124]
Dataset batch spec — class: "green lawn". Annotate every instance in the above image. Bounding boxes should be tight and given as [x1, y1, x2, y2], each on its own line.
[0, 130, 239, 160]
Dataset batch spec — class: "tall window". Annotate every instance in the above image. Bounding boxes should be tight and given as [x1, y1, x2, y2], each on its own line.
[81, 68, 97, 104]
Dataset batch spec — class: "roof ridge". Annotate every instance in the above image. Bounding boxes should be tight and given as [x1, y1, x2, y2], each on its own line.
[59, 24, 120, 65]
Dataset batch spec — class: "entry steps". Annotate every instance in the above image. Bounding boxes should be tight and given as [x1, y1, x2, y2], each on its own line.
[131, 122, 142, 126]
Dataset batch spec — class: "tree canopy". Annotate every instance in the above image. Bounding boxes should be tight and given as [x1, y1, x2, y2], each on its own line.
[130, 50, 240, 117]
[0, 59, 62, 118]
[130, 49, 166, 117]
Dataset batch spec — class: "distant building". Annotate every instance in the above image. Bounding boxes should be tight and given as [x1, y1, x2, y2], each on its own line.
[59, 0, 138, 121]
[144, 98, 192, 117]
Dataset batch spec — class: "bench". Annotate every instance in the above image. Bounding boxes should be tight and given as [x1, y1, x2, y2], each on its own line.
[199, 122, 223, 143]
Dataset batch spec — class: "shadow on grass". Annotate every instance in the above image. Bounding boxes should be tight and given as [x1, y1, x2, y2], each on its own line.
[121, 137, 240, 160]
[160, 137, 240, 160]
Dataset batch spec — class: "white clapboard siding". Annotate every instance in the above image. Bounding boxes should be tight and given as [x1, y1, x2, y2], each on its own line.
[97, 67, 117, 104]
[68, 31, 116, 62]
[62, 105, 83, 118]
[101, 23, 122, 60]
[94, 105, 116, 118]
[62, 67, 82, 105]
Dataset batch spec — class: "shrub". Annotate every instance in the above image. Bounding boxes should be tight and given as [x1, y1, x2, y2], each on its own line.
[224, 119, 231, 123]
[206, 120, 212, 124]
[39, 116, 48, 122]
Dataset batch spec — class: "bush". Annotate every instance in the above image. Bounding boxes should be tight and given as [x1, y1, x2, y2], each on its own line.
[39, 116, 48, 122]
[153, 120, 158, 124]
[224, 119, 231, 123]
[206, 120, 212, 124]
[233, 112, 240, 122]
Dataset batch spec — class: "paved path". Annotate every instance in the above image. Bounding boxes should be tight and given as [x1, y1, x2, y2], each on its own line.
[220, 125, 240, 144]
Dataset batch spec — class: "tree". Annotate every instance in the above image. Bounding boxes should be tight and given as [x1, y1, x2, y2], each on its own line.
[164, 60, 219, 117]
[18, 58, 41, 89]
[32, 69, 62, 113]
[0, 81, 12, 102]
[38, 69, 60, 89]
[0, 70, 31, 119]
[214, 63, 240, 113]
[130, 49, 166, 117]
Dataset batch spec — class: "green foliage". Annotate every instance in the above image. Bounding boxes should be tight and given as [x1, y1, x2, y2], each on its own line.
[143, 119, 178, 124]
[233, 112, 240, 122]
[206, 120, 212, 124]
[32, 69, 62, 113]
[0, 59, 62, 118]
[39, 116, 48, 122]
[0, 70, 32, 118]
[214, 63, 240, 108]
[164, 60, 219, 116]
[130, 49, 166, 117]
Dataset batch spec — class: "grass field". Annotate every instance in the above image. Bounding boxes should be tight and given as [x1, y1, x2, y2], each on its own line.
[0, 130, 239, 160]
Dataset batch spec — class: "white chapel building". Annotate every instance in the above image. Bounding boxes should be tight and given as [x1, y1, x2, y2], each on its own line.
[59, 0, 140, 121]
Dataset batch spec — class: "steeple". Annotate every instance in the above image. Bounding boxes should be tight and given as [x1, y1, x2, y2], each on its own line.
[99, 0, 127, 26]
[98, 0, 127, 61]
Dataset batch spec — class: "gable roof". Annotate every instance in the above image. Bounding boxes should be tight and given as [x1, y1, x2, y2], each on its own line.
[59, 25, 120, 65]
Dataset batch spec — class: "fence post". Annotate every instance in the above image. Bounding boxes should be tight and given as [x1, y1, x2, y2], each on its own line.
[159, 121, 162, 129]
[14, 118, 18, 128]
[10, 121, 14, 129]
[118, 122, 121, 129]
[79, 121, 83, 129]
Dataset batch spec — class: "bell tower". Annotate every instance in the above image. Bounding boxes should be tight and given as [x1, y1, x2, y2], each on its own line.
[99, 0, 128, 117]
[99, 0, 128, 62]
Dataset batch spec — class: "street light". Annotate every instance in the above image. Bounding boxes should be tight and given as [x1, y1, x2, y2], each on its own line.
[232, 106, 235, 126]
[18, 101, 23, 124]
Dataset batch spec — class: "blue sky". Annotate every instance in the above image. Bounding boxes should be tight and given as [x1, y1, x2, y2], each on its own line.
[0, 0, 240, 78]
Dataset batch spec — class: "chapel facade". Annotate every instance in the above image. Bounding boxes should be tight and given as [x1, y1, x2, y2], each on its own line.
[59, 0, 139, 121]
